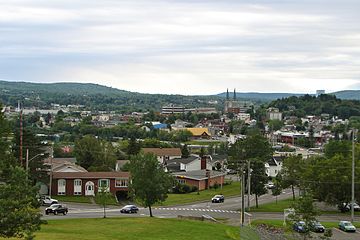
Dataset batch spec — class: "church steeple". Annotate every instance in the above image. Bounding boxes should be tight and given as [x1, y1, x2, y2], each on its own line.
[233, 88, 236, 100]
[226, 88, 229, 100]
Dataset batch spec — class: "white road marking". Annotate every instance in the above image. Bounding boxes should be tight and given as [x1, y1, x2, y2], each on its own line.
[155, 207, 240, 214]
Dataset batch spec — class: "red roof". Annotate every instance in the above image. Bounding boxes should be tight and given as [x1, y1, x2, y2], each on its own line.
[142, 148, 181, 156]
[52, 172, 129, 179]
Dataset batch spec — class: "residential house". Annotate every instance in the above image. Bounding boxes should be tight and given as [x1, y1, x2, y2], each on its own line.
[265, 156, 284, 177]
[115, 160, 130, 171]
[173, 170, 226, 191]
[166, 155, 211, 173]
[142, 148, 182, 165]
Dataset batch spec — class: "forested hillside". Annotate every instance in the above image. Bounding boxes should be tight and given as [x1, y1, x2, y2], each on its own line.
[0, 81, 221, 112]
[268, 94, 360, 119]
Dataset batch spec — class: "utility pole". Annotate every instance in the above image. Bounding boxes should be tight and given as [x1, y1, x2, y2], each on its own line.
[49, 145, 54, 197]
[26, 149, 29, 181]
[19, 103, 23, 166]
[247, 160, 251, 211]
[351, 128, 356, 222]
[241, 169, 245, 227]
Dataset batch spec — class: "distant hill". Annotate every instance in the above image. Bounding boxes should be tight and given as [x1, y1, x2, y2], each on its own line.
[0, 80, 222, 112]
[332, 90, 360, 100]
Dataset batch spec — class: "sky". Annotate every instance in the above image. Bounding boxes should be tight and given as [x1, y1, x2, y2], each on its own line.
[0, 0, 360, 95]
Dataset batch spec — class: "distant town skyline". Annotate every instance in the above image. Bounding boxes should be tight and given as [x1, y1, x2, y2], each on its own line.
[0, 0, 359, 95]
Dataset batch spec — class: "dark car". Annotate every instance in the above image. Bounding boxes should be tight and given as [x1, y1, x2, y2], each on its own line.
[293, 221, 308, 233]
[120, 205, 139, 214]
[309, 221, 325, 233]
[45, 204, 68, 215]
[211, 195, 225, 203]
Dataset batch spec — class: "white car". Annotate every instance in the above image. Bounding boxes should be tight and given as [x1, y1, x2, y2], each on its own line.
[39, 196, 58, 206]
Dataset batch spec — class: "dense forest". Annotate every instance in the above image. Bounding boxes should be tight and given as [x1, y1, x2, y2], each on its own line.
[268, 94, 360, 119]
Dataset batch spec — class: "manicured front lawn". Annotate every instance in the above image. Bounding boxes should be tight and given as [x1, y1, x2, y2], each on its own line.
[55, 196, 93, 204]
[30, 218, 245, 240]
[159, 181, 240, 206]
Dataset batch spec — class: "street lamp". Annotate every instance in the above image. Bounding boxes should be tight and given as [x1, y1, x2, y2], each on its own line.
[25, 149, 44, 180]
[26, 149, 45, 172]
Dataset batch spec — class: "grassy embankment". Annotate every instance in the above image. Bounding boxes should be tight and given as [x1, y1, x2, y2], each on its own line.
[2, 218, 261, 240]
[251, 198, 360, 215]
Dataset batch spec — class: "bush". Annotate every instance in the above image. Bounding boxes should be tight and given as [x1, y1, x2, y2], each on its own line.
[172, 183, 197, 194]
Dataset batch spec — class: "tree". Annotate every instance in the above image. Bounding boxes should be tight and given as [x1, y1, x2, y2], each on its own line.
[288, 193, 320, 240]
[279, 155, 303, 200]
[127, 137, 141, 156]
[95, 186, 114, 218]
[268, 119, 284, 132]
[0, 166, 44, 239]
[271, 174, 283, 204]
[181, 144, 190, 158]
[74, 135, 116, 171]
[129, 153, 173, 217]
[12, 129, 49, 184]
[250, 159, 268, 208]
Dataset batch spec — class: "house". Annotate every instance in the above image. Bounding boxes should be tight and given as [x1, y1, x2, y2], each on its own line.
[45, 158, 88, 173]
[173, 170, 226, 191]
[265, 156, 284, 177]
[115, 160, 130, 171]
[267, 108, 282, 121]
[142, 148, 182, 164]
[186, 128, 211, 139]
[165, 155, 211, 173]
[51, 172, 130, 199]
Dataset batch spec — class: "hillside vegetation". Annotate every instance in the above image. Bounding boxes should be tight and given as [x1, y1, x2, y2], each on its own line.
[0, 81, 221, 112]
[268, 94, 360, 119]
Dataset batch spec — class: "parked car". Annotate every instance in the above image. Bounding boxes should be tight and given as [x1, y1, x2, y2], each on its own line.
[211, 195, 225, 203]
[339, 221, 356, 232]
[265, 182, 275, 189]
[45, 204, 68, 215]
[293, 221, 308, 233]
[39, 195, 58, 206]
[120, 205, 139, 214]
[309, 221, 325, 233]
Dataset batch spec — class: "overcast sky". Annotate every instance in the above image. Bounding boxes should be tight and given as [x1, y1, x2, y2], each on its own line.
[1, 0, 359, 95]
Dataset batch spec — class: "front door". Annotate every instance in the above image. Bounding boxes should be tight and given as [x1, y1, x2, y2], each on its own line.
[85, 181, 95, 196]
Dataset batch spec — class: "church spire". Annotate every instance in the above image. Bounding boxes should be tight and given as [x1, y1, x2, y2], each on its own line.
[226, 88, 229, 100]
[233, 88, 236, 100]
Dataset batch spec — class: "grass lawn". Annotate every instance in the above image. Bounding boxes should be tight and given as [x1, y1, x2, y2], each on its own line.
[23, 218, 251, 240]
[159, 181, 240, 206]
[250, 198, 295, 212]
[250, 198, 360, 215]
[55, 195, 119, 206]
[55, 196, 93, 204]
[252, 219, 360, 229]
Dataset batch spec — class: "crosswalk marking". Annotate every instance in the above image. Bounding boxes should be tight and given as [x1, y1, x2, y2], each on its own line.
[155, 207, 240, 214]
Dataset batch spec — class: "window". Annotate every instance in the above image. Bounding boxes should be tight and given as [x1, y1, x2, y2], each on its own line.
[58, 179, 66, 195]
[74, 179, 82, 195]
[98, 179, 110, 192]
[177, 179, 186, 184]
[115, 178, 128, 188]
